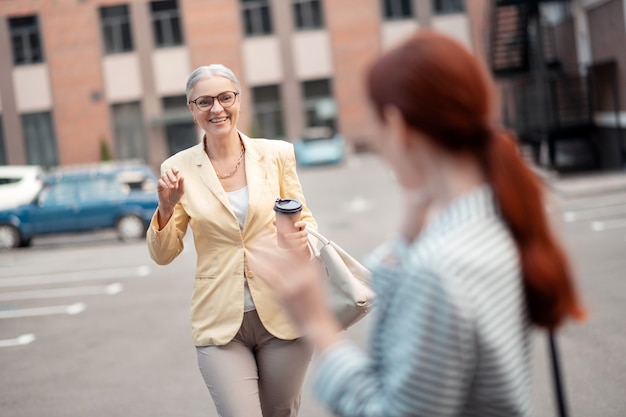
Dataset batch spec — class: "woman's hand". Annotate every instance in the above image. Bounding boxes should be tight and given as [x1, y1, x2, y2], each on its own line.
[156, 166, 185, 228]
[280, 220, 312, 260]
[254, 241, 343, 351]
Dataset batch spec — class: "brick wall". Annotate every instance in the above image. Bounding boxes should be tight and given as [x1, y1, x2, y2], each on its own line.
[43, 0, 111, 165]
[324, 0, 382, 145]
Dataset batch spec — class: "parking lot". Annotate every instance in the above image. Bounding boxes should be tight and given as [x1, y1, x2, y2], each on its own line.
[1, 154, 626, 416]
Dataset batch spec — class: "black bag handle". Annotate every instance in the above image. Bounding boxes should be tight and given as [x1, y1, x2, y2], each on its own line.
[549, 331, 569, 417]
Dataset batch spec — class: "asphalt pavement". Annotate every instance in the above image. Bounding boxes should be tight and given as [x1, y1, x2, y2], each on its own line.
[533, 165, 626, 417]
[1, 153, 625, 417]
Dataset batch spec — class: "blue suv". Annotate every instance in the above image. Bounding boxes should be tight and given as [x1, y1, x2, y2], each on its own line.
[0, 168, 159, 250]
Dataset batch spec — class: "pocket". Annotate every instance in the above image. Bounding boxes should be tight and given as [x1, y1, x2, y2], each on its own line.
[195, 275, 217, 281]
[191, 275, 218, 309]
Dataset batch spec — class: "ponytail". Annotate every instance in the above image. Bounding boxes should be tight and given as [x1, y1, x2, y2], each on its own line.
[484, 129, 586, 329]
[364, 31, 585, 328]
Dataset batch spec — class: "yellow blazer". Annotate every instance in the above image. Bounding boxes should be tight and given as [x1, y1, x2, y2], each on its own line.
[147, 133, 317, 346]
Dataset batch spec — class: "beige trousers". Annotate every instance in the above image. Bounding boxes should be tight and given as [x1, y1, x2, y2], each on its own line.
[196, 310, 313, 417]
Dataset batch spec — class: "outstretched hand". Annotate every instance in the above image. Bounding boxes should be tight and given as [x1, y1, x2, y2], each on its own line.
[254, 236, 343, 351]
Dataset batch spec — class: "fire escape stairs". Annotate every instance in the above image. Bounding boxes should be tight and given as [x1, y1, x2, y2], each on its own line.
[489, 1, 530, 78]
[488, 0, 599, 171]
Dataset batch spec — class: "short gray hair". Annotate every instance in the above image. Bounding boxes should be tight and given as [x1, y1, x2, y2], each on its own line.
[185, 64, 242, 102]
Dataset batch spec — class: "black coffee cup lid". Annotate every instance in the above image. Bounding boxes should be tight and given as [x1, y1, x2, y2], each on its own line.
[274, 198, 303, 214]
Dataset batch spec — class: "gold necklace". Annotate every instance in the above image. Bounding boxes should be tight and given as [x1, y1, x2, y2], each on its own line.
[212, 143, 245, 179]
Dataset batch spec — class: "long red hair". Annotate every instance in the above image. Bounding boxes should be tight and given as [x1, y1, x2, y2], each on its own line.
[366, 31, 585, 328]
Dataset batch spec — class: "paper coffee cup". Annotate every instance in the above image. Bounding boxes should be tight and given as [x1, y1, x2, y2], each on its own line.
[274, 198, 303, 248]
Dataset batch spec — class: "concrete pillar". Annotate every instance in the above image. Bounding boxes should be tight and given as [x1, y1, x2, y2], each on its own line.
[572, 0, 592, 75]
[0, 19, 26, 164]
[414, 0, 433, 27]
[271, 0, 305, 141]
[130, 1, 167, 166]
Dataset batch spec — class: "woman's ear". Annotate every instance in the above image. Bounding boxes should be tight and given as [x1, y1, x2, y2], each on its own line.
[382, 105, 411, 150]
[187, 104, 196, 123]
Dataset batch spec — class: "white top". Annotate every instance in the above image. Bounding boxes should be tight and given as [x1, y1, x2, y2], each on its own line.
[226, 186, 255, 312]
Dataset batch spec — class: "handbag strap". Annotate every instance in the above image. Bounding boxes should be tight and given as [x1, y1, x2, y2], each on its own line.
[548, 331, 569, 417]
[306, 227, 330, 246]
[305, 228, 327, 258]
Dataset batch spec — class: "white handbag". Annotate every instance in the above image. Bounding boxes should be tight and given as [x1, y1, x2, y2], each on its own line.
[307, 228, 375, 329]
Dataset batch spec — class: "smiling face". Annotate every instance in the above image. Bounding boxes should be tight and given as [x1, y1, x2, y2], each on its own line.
[187, 75, 241, 140]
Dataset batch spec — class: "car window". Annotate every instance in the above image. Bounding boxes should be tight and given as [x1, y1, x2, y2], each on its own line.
[78, 178, 125, 203]
[0, 166, 44, 208]
[0, 177, 22, 185]
[39, 182, 77, 207]
[0, 166, 43, 183]
[117, 171, 156, 192]
[303, 137, 332, 143]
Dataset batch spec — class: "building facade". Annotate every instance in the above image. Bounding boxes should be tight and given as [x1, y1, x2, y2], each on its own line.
[546, 0, 626, 169]
[0, 0, 481, 169]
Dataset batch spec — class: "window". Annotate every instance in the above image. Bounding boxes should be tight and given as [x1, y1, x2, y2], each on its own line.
[100, 5, 134, 54]
[382, 0, 413, 20]
[433, 0, 465, 15]
[162, 95, 197, 155]
[252, 85, 284, 139]
[241, 0, 273, 36]
[9, 15, 44, 65]
[112, 102, 147, 161]
[293, 0, 324, 30]
[78, 177, 124, 203]
[150, 0, 183, 47]
[302, 79, 336, 131]
[0, 117, 6, 165]
[40, 182, 76, 207]
[22, 112, 59, 168]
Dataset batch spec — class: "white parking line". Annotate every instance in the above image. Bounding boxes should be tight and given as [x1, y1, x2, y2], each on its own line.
[0, 333, 36, 348]
[564, 204, 626, 222]
[0, 302, 86, 319]
[0, 266, 149, 288]
[591, 218, 626, 232]
[344, 196, 371, 213]
[0, 283, 122, 301]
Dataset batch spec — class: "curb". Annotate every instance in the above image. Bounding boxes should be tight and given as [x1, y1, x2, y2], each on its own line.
[537, 169, 626, 198]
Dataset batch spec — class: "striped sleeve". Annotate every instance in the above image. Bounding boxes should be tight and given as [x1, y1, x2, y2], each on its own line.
[313, 266, 476, 417]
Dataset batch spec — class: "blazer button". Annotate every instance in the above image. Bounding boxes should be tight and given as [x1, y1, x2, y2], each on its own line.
[246, 271, 255, 279]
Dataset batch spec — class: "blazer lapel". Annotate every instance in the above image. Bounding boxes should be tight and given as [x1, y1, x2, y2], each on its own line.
[241, 133, 268, 232]
[192, 140, 234, 216]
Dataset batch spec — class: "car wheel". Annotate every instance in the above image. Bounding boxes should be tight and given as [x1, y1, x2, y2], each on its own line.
[116, 215, 146, 242]
[0, 224, 20, 250]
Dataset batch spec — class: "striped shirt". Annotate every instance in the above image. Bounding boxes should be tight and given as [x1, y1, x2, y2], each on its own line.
[313, 185, 533, 417]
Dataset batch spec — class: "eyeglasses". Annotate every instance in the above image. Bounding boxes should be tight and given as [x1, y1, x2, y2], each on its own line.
[188, 91, 240, 111]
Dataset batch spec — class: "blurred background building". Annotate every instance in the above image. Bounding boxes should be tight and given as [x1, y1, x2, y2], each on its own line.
[0, 0, 624, 174]
[490, 0, 626, 172]
[0, 0, 482, 169]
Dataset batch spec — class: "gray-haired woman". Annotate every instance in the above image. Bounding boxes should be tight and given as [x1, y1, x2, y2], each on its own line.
[147, 64, 318, 417]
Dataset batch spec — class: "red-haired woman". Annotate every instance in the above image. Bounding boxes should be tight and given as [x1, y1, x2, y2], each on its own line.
[258, 31, 586, 416]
